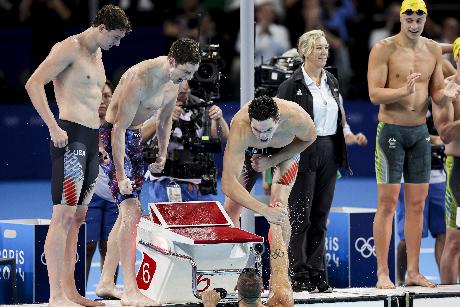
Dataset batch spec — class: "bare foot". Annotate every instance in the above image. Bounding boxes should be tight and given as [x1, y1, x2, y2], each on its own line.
[67, 291, 105, 306]
[121, 291, 157, 306]
[376, 274, 396, 289]
[96, 284, 123, 299]
[49, 297, 84, 307]
[406, 273, 436, 288]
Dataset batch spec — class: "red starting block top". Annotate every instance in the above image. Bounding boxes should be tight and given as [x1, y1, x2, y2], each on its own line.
[148, 201, 264, 244]
[151, 201, 231, 227]
[171, 226, 264, 244]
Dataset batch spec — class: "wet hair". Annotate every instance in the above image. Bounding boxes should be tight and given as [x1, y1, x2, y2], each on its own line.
[168, 38, 201, 65]
[92, 5, 132, 33]
[237, 270, 263, 302]
[248, 95, 280, 122]
[105, 80, 114, 93]
[297, 29, 326, 61]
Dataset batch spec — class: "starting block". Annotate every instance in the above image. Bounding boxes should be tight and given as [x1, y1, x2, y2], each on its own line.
[136, 201, 264, 304]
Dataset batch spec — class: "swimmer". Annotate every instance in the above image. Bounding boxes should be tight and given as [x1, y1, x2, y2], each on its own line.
[368, 0, 460, 289]
[95, 38, 200, 306]
[25, 5, 130, 307]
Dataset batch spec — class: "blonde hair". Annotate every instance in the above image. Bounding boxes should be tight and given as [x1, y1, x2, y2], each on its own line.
[297, 30, 326, 61]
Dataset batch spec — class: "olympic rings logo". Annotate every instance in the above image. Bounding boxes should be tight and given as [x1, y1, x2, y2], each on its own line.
[354, 237, 376, 258]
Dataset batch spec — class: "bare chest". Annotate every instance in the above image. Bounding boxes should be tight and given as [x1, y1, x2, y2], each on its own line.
[60, 53, 105, 88]
[388, 48, 436, 84]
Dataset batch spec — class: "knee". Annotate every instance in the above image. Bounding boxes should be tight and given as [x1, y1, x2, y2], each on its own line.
[406, 202, 424, 216]
[54, 209, 77, 230]
[444, 237, 460, 256]
[378, 197, 398, 216]
[73, 209, 87, 226]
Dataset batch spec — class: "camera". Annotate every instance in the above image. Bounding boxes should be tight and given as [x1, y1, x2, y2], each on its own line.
[255, 56, 302, 97]
[255, 55, 338, 97]
[189, 44, 223, 100]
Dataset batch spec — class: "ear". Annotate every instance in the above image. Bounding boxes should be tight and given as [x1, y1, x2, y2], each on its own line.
[168, 56, 175, 67]
[98, 24, 106, 32]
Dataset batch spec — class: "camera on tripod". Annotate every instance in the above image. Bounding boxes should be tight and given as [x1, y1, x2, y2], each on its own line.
[189, 44, 223, 100]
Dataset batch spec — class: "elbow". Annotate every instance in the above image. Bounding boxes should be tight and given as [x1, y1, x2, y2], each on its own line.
[221, 175, 231, 196]
[369, 93, 380, 105]
[439, 132, 453, 144]
[25, 77, 36, 95]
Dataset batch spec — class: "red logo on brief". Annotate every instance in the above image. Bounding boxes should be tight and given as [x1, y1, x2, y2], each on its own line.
[136, 253, 157, 290]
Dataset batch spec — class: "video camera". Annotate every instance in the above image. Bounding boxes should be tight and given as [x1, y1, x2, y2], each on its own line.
[255, 56, 338, 97]
[189, 44, 223, 100]
[255, 56, 302, 97]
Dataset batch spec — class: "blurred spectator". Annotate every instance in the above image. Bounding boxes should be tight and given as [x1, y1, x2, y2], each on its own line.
[19, 0, 71, 69]
[235, 0, 290, 65]
[162, 0, 202, 52]
[368, 2, 400, 49]
[322, 0, 356, 42]
[439, 17, 460, 65]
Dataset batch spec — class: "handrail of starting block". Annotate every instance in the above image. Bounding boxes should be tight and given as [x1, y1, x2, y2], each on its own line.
[138, 240, 262, 301]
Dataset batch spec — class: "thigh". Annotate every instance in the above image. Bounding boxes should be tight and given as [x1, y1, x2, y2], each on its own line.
[272, 154, 300, 204]
[375, 122, 405, 184]
[404, 130, 431, 184]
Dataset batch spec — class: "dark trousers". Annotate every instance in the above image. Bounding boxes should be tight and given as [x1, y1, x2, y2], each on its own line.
[288, 136, 338, 278]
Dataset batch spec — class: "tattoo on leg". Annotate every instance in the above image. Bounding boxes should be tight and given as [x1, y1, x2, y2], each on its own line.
[270, 249, 285, 259]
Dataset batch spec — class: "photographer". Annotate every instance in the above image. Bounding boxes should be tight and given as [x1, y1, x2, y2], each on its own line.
[142, 81, 229, 202]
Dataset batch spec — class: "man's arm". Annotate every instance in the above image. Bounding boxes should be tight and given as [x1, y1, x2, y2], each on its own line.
[431, 44, 460, 107]
[209, 105, 230, 141]
[432, 77, 460, 144]
[221, 123, 287, 225]
[141, 116, 157, 144]
[368, 42, 417, 105]
[25, 39, 77, 148]
[267, 106, 316, 168]
[149, 89, 176, 172]
[111, 73, 143, 190]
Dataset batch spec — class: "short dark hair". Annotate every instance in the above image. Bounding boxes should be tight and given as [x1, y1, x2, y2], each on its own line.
[248, 95, 280, 122]
[237, 270, 263, 302]
[105, 80, 114, 93]
[168, 38, 200, 65]
[92, 5, 132, 33]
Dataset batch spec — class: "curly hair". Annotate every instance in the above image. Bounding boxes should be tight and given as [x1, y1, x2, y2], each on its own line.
[168, 38, 200, 65]
[248, 95, 280, 122]
[237, 270, 263, 303]
[92, 5, 132, 33]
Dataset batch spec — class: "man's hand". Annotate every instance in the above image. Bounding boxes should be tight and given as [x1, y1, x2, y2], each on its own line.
[443, 77, 460, 99]
[251, 154, 272, 172]
[118, 177, 134, 195]
[148, 156, 166, 173]
[49, 125, 68, 148]
[345, 132, 368, 146]
[201, 289, 221, 307]
[263, 204, 288, 225]
[98, 147, 110, 164]
[172, 105, 185, 121]
[404, 71, 421, 96]
[208, 105, 223, 120]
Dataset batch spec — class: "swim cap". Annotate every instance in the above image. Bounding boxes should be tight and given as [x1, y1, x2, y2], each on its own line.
[400, 0, 428, 16]
[453, 37, 460, 62]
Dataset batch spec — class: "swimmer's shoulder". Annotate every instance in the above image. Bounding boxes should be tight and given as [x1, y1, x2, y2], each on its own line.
[424, 37, 442, 54]
[374, 36, 398, 54]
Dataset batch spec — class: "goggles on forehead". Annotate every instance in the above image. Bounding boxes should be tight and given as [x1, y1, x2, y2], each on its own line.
[402, 9, 426, 16]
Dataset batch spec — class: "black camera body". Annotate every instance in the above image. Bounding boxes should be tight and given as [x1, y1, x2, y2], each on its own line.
[255, 56, 338, 97]
[189, 44, 223, 100]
